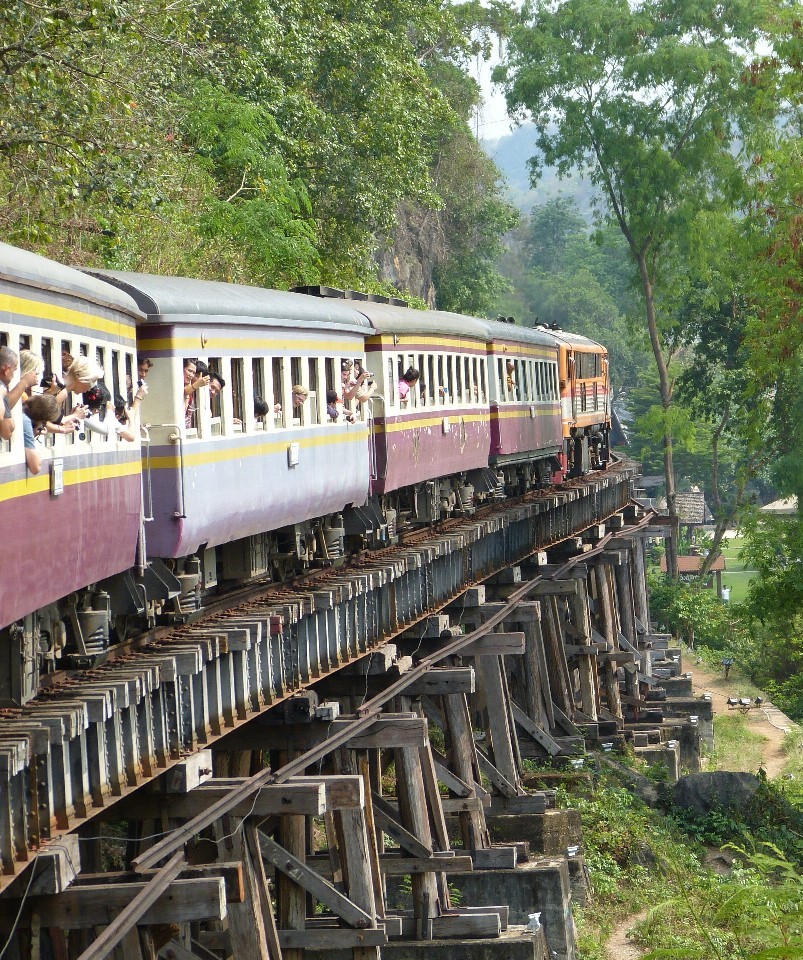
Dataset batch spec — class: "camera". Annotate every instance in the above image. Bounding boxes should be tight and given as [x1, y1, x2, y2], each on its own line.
[137, 378, 144, 388]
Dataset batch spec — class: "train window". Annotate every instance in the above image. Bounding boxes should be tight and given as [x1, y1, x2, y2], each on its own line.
[41, 337, 53, 381]
[427, 355, 436, 406]
[417, 353, 426, 407]
[272, 357, 286, 428]
[386, 357, 395, 409]
[455, 354, 463, 405]
[231, 358, 245, 432]
[0, 331, 7, 347]
[520, 361, 530, 401]
[308, 358, 320, 424]
[290, 357, 305, 426]
[19, 333, 31, 351]
[125, 354, 134, 404]
[207, 356, 223, 434]
[436, 355, 444, 405]
[110, 350, 121, 402]
[252, 357, 265, 407]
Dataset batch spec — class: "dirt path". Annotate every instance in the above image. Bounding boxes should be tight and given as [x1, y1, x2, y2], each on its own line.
[686, 656, 793, 779]
[604, 657, 797, 959]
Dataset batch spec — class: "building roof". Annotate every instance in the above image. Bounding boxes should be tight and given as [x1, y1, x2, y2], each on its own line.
[660, 554, 726, 573]
[637, 475, 665, 489]
[675, 491, 713, 525]
[761, 496, 798, 516]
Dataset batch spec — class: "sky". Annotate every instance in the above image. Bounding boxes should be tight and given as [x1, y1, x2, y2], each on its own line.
[471, 48, 517, 142]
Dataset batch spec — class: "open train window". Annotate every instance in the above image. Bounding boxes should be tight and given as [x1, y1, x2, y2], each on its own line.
[252, 358, 265, 406]
[110, 350, 121, 402]
[308, 357, 320, 424]
[426, 355, 436, 406]
[19, 333, 31, 351]
[125, 354, 134, 404]
[290, 357, 305, 426]
[272, 357, 285, 428]
[0, 331, 7, 347]
[207, 356, 223, 434]
[455, 354, 463, 405]
[387, 357, 396, 409]
[231, 358, 245, 431]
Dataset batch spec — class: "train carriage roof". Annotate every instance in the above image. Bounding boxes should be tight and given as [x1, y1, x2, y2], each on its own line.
[352, 301, 560, 349]
[543, 327, 607, 351]
[0, 243, 144, 321]
[90, 272, 373, 335]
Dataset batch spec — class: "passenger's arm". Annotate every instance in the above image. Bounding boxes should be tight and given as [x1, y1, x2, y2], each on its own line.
[6, 370, 39, 410]
[25, 445, 42, 475]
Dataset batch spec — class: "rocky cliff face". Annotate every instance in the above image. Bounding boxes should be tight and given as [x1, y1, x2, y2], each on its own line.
[375, 203, 445, 308]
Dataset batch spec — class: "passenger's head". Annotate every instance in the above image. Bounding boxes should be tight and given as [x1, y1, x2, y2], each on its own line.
[137, 356, 153, 380]
[0, 346, 19, 387]
[114, 393, 128, 418]
[326, 389, 338, 405]
[341, 359, 353, 380]
[292, 384, 309, 407]
[183, 358, 198, 386]
[254, 396, 270, 419]
[24, 393, 61, 432]
[402, 366, 420, 384]
[20, 350, 44, 385]
[83, 381, 111, 412]
[209, 371, 225, 398]
[65, 356, 103, 394]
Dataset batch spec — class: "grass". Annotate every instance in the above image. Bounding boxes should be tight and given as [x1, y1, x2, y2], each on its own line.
[718, 535, 757, 603]
[708, 713, 768, 773]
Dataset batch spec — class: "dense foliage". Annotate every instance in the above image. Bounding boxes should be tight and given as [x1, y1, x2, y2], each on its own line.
[0, 0, 516, 311]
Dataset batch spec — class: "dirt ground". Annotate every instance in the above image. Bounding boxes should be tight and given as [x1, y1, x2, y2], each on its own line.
[604, 656, 796, 959]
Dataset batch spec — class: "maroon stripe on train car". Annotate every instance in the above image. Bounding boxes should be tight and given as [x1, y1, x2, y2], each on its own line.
[2, 474, 141, 629]
[490, 407, 563, 458]
[370, 414, 491, 495]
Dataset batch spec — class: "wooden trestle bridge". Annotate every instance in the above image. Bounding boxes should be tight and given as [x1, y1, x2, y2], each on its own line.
[0, 462, 710, 960]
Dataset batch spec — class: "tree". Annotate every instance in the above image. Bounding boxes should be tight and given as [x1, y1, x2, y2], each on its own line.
[495, 0, 780, 575]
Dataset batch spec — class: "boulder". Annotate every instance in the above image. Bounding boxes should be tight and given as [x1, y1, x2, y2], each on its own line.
[672, 772, 761, 816]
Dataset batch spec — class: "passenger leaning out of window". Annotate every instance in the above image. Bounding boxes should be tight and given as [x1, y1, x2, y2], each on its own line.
[22, 394, 61, 474]
[183, 358, 209, 428]
[0, 345, 40, 441]
[398, 366, 420, 407]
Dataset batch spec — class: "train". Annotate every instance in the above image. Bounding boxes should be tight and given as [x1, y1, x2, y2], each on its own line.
[0, 242, 611, 705]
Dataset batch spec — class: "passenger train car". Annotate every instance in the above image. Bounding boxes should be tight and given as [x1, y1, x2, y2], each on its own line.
[0, 242, 610, 706]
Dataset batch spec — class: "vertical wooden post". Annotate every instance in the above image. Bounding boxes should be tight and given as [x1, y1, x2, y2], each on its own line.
[614, 556, 637, 647]
[441, 692, 490, 852]
[277, 751, 305, 960]
[630, 538, 650, 632]
[593, 562, 623, 720]
[394, 696, 439, 937]
[332, 747, 382, 959]
[541, 597, 574, 719]
[569, 582, 600, 721]
[215, 817, 274, 960]
[520, 614, 552, 731]
[474, 655, 521, 790]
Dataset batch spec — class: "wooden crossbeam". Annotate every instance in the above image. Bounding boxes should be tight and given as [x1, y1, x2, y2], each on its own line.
[510, 702, 562, 756]
[461, 632, 526, 656]
[370, 792, 433, 859]
[33, 875, 225, 929]
[474, 750, 519, 799]
[257, 830, 374, 929]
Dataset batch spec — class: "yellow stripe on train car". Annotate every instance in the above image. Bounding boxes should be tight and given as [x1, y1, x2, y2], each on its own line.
[372, 413, 490, 433]
[137, 336, 367, 354]
[0, 458, 141, 503]
[148, 426, 369, 469]
[0, 294, 136, 341]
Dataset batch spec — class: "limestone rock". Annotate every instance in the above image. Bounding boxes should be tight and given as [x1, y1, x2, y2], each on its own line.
[672, 772, 761, 816]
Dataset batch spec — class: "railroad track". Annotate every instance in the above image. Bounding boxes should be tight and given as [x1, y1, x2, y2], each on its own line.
[1, 461, 642, 894]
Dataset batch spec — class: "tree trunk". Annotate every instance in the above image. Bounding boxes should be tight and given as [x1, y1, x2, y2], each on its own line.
[636, 250, 678, 577]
